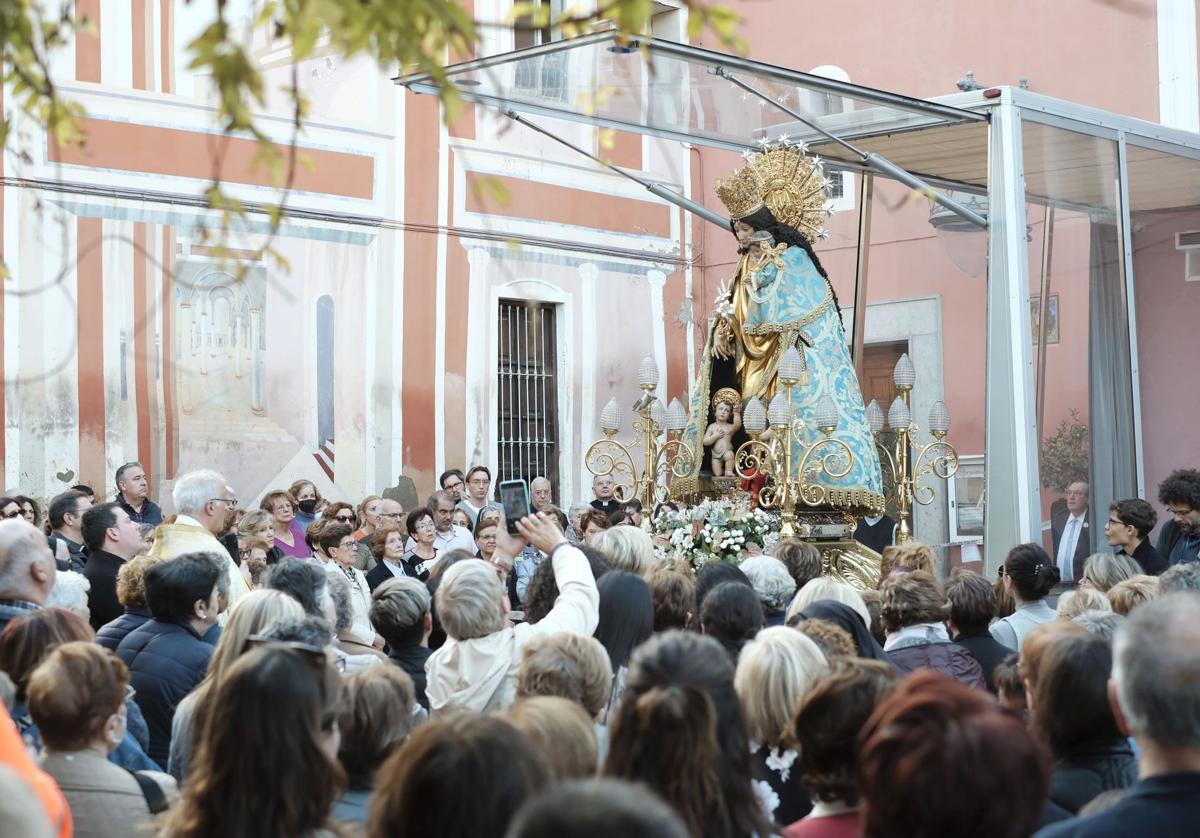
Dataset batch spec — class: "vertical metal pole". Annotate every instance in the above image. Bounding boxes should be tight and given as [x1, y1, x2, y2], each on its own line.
[1116, 134, 1145, 498]
[852, 173, 875, 383]
[1035, 205, 1055, 456]
[984, 94, 1040, 573]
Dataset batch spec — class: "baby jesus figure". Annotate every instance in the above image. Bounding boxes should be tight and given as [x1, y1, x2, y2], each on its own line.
[704, 391, 742, 477]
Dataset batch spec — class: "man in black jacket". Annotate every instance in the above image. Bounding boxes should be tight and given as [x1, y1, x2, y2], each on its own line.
[1037, 594, 1200, 837]
[80, 502, 146, 630]
[1104, 498, 1166, 575]
[1157, 469, 1200, 567]
[115, 461, 163, 525]
[116, 553, 220, 766]
[46, 490, 91, 572]
[370, 576, 432, 709]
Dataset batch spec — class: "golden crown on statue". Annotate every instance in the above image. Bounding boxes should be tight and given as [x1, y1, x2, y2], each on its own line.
[714, 142, 833, 241]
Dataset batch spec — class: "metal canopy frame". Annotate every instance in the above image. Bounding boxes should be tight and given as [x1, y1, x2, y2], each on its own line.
[399, 35, 1200, 568]
[398, 32, 989, 227]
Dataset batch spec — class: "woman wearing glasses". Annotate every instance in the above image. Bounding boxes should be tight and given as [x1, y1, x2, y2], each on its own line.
[403, 509, 439, 582]
[0, 496, 22, 520]
[259, 490, 312, 559]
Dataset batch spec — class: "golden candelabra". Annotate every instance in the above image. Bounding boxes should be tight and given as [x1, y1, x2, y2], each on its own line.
[585, 356, 696, 522]
[865, 353, 960, 544]
[733, 346, 855, 538]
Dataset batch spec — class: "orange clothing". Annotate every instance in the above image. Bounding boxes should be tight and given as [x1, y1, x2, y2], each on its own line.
[0, 704, 72, 837]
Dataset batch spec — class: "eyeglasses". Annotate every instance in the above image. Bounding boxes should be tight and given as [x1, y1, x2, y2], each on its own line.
[1, 508, 21, 519]
[415, 521, 436, 531]
[334, 514, 355, 523]
[1168, 507, 1195, 518]
[210, 498, 238, 508]
[1106, 517, 1127, 527]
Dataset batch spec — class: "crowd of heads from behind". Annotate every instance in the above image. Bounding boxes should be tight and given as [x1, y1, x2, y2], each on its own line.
[0, 465, 1199, 837]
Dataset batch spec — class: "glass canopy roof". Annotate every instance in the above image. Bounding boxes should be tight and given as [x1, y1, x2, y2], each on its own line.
[397, 31, 986, 158]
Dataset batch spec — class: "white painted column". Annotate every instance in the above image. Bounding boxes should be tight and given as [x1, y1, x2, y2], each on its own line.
[249, 307, 264, 414]
[198, 305, 209, 376]
[233, 314, 244, 377]
[647, 269, 668, 397]
[1158, 0, 1200, 131]
[179, 303, 194, 414]
[466, 246, 491, 468]
[578, 262, 599, 505]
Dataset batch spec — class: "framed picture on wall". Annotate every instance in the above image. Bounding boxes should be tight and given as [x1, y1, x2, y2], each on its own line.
[1029, 294, 1060, 345]
[948, 455, 985, 543]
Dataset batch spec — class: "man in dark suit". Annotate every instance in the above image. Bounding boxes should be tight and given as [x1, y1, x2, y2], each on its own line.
[80, 503, 146, 630]
[1051, 480, 1091, 583]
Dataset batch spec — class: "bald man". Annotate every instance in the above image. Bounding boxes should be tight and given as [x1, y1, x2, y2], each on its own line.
[0, 519, 57, 632]
[530, 476, 554, 511]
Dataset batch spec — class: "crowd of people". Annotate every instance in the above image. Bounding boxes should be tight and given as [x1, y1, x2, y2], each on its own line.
[0, 463, 1199, 837]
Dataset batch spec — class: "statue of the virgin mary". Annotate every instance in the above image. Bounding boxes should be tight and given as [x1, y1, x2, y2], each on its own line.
[670, 143, 884, 514]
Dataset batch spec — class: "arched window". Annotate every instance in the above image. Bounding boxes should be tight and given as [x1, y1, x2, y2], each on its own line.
[808, 65, 854, 212]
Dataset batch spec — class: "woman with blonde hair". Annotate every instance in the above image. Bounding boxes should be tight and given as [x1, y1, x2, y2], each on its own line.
[1055, 586, 1111, 621]
[591, 525, 655, 577]
[238, 509, 283, 565]
[878, 541, 936, 584]
[786, 576, 871, 629]
[1079, 552, 1140, 594]
[507, 696, 599, 780]
[734, 626, 830, 825]
[166, 589, 305, 782]
[1106, 574, 1158, 616]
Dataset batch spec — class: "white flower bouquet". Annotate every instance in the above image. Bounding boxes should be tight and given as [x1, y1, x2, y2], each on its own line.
[654, 499, 777, 571]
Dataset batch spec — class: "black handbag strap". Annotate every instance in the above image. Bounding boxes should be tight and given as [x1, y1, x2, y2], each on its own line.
[127, 770, 169, 814]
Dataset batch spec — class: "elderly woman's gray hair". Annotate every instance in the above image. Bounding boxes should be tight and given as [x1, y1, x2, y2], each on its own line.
[371, 577, 432, 646]
[590, 525, 654, 577]
[325, 570, 354, 634]
[435, 559, 506, 641]
[786, 576, 872, 628]
[1073, 609, 1125, 642]
[47, 570, 90, 616]
[738, 555, 797, 614]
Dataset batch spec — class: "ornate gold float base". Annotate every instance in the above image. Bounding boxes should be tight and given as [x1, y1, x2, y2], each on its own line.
[780, 508, 882, 591]
[817, 538, 881, 591]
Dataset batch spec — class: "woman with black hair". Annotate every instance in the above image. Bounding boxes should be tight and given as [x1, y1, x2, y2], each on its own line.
[669, 144, 882, 510]
[604, 631, 774, 838]
[1031, 631, 1136, 815]
[990, 543, 1060, 650]
[592, 571, 654, 724]
[699, 581, 764, 664]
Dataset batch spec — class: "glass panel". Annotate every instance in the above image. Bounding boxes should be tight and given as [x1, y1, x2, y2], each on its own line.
[832, 176, 987, 574]
[402, 34, 985, 160]
[1126, 142, 1200, 561]
[1021, 120, 1134, 578]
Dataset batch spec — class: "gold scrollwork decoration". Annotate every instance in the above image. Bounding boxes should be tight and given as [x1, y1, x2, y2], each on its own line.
[583, 438, 637, 503]
[911, 441, 960, 506]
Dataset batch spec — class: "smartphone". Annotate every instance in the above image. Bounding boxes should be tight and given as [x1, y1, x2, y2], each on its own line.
[498, 479, 531, 536]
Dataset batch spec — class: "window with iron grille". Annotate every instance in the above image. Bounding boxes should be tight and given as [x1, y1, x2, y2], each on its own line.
[497, 300, 560, 494]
